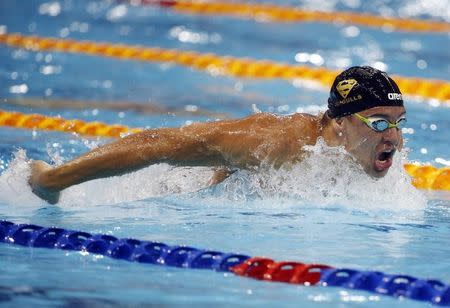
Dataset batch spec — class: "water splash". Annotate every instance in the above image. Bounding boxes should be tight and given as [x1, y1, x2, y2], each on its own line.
[60, 164, 213, 206]
[0, 150, 40, 206]
[0, 140, 426, 211]
[0, 150, 214, 207]
[215, 139, 426, 211]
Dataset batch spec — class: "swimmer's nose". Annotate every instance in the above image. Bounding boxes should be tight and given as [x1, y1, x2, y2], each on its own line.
[382, 126, 401, 147]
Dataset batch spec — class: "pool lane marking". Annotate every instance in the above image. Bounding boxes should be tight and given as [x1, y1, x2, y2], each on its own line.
[0, 220, 449, 306]
[125, 0, 450, 33]
[0, 33, 449, 103]
[0, 109, 449, 191]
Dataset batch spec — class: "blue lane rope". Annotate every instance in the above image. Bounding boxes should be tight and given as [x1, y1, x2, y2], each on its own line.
[0, 220, 449, 306]
[0, 221, 249, 270]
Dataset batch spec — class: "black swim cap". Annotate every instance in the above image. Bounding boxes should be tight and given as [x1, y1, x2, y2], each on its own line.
[327, 66, 404, 118]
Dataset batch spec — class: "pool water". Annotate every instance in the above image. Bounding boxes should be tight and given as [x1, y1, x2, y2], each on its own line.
[0, 0, 449, 306]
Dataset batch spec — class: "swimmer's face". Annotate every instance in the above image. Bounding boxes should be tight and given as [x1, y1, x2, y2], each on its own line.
[339, 106, 406, 178]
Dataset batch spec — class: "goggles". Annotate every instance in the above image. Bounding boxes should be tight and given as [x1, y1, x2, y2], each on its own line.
[353, 113, 407, 132]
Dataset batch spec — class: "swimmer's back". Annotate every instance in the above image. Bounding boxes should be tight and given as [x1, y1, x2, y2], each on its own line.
[184, 112, 321, 168]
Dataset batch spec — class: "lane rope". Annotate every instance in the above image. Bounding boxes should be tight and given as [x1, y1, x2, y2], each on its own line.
[404, 164, 450, 191]
[1, 220, 449, 305]
[1, 33, 449, 103]
[127, 0, 450, 33]
[1, 109, 449, 191]
[0, 109, 142, 138]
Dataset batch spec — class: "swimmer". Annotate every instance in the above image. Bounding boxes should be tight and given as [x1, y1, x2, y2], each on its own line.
[29, 66, 406, 204]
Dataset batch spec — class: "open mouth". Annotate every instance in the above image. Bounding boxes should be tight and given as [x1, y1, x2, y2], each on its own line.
[374, 148, 395, 172]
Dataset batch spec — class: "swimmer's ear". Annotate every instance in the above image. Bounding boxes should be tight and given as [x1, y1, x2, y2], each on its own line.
[331, 117, 345, 135]
[334, 116, 344, 124]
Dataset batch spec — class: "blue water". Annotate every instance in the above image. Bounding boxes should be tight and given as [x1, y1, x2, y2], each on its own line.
[0, 0, 449, 306]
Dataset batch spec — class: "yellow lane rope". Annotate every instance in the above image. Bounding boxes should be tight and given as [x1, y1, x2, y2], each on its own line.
[137, 0, 450, 33]
[0, 109, 449, 190]
[404, 164, 450, 191]
[0, 109, 142, 138]
[1, 33, 449, 103]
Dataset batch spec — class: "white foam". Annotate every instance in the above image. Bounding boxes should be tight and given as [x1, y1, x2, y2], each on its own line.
[0, 150, 43, 207]
[60, 164, 213, 206]
[0, 140, 427, 211]
[0, 149, 214, 207]
[217, 139, 427, 211]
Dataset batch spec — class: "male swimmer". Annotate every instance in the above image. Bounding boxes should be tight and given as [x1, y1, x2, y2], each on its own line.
[29, 66, 406, 204]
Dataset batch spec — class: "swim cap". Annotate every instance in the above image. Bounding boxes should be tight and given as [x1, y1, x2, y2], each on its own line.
[327, 66, 404, 118]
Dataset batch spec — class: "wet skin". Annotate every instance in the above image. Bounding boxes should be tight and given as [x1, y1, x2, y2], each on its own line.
[332, 106, 406, 178]
[29, 106, 405, 204]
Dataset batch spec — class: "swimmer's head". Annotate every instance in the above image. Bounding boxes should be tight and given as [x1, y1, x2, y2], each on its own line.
[324, 66, 406, 178]
[327, 66, 404, 119]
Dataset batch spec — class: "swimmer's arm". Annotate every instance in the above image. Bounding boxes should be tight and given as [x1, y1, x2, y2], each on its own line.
[29, 113, 305, 203]
[30, 125, 228, 194]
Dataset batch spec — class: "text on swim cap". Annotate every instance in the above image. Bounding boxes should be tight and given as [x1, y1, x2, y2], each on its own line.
[336, 94, 363, 106]
[388, 93, 402, 100]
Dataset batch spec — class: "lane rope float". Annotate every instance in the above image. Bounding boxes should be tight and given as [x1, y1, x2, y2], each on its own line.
[0, 220, 449, 305]
[404, 164, 450, 190]
[0, 109, 142, 138]
[0, 109, 449, 191]
[128, 0, 450, 33]
[1, 33, 449, 103]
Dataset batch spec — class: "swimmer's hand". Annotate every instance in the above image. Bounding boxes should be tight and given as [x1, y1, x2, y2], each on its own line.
[208, 168, 235, 186]
[29, 160, 60, 204]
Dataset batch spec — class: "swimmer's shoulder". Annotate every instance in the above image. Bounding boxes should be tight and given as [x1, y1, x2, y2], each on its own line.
[206, 112, 320, 132]
[289, 112, 320, 120]
[235, 112, 322, 135]
[242, 112, 318, 124]
[284, 112, 322, 144]
[286, 112, 321, 128]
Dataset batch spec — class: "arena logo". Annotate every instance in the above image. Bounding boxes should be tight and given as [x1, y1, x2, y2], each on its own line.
[388, 93, 402, 100]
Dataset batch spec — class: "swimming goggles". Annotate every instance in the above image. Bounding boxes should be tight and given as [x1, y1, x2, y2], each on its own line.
[353, 113, 407, 132]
